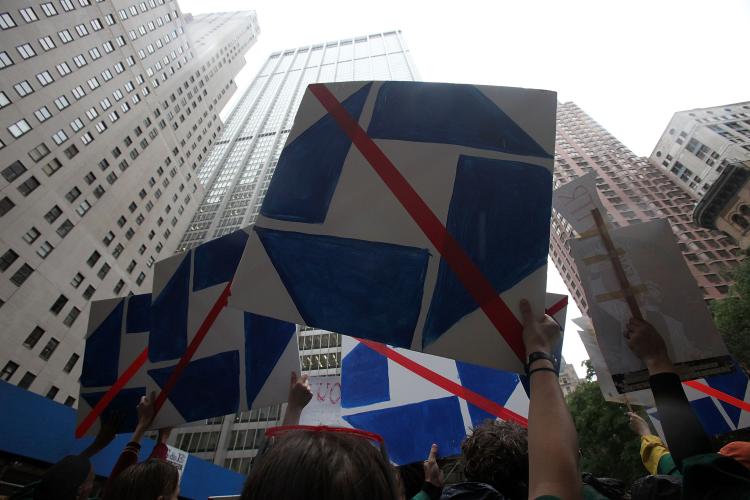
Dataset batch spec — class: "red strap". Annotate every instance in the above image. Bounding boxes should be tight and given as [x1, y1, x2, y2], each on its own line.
[309, 84, 526, 362]
[153, 281, 232, 414]
[357, 338, 528, 427]
[75, 348, 149, 438]
[684, 380, 750, 413]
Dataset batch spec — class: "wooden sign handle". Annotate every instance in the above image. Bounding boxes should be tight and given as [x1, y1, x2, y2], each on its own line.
[590, 209, 644, 320]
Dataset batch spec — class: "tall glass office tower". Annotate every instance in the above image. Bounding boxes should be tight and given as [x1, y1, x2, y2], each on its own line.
[170, 31, 418, 473]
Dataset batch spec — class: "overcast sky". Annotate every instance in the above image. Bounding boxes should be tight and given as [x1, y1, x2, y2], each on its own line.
[179, 0, 749, 375]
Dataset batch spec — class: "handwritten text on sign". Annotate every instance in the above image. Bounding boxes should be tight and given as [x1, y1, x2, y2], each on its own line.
[300, 375, 348, 427]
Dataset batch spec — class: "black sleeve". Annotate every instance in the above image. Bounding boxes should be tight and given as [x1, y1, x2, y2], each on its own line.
[650, 372, 713, 469]
[420, 481, 443, 500]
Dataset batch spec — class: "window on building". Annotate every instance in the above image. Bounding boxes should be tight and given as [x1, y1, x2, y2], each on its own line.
[2, 160, 26, 183]
[8, 118, 32, 137]
[65, 186, 81, 203]
[36, 240, 54, 258]
[16, 43, 36, 59]
[18, 371, 36, 389]
[62, 307, 80, 327]
[63, 353, 79, 373]
[39, 338, 59, 360]
[86, 251, 100, 267]
[97, 262, 110, 279]
[82, 285, 95, 300]
[1, 361, 19, 381]
[64, 396, 75, 406]
[0, 50, 13, 68]
[71, 272, 84, 288]
[41, 3, 57, 16]
[56, 219, 73, 238]
[46, 386, 59, 399]
[23, 227, 40, 244]
[17, 176, 41, 197]
[44, 205, 62, 223]
[10, 263, 33, 286]
[113, 279, 125, 294]
[14, 80, 34, 97]
[0, 197, 15, 217]
[23, 326, 45, 348]
[50, 294, 68, 314]
[28, 143, 50, 163]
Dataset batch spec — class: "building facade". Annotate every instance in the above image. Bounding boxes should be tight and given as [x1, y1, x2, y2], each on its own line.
[550, 102, 744, 315]
[0, 1, 258, 405]
[649, 102, 750, 198]
[169, 31, 419, 474]
[694, 160, 750, 249]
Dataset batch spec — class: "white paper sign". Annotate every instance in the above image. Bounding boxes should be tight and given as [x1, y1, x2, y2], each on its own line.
[571, 219, 731, 393]
[552, 173, 608, 235]
[299, 375, 349, 427]
[165, 445, 189, 483]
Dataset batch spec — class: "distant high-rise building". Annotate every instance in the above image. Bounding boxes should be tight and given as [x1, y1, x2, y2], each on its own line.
[170, 31, 418, 474]
[0, 1, 258, 404]
[649, 102, 750, 198]
[550, 102, 743, 315]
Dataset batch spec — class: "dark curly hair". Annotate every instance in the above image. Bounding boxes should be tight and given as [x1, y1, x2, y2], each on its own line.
[461, 420, 529, 500]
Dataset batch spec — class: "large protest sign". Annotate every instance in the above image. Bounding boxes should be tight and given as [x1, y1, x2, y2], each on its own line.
[145, 229, 299, 428]
[647, 366, 750, 439]
[571, 219, 732, 392]
[338, 293, 567, 465]
[77, 294, 151, 436]
[229, 81, 557, 373]
[552, 172, 608, 236]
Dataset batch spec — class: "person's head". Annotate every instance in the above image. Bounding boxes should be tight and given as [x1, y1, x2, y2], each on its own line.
[396, 462, 424, 499]
[241, 428, 399, 500]
[106, 459, 179, 500]
[35, 455, 94, 500]
[461, 420, 529, 500]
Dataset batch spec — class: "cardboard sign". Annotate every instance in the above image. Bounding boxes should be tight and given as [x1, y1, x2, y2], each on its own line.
[299, 375, 348, 427]
[229, 81, 557, 373]
[77, 294, 151, 436]
[166, 445, 189, 482]
[571, 219, 732, 392]
[552, 172, 608, 235]
[145, 229, 299, 428]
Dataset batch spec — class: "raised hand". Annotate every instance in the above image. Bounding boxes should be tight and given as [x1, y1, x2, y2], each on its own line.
[423, 443, 444, 488]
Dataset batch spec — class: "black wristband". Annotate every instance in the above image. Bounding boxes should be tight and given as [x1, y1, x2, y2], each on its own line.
[525, 351, 557, 374]
[528, 366, 557, 376]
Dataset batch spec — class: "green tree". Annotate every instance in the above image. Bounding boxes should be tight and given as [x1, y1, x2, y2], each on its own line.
[711, 258, 750, 368]
[566, 361, 645, 484]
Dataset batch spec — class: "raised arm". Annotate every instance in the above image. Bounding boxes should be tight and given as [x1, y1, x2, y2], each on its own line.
[624, 318, 712, 468]
[281, 371, 312, 426]
[521, 299, 581, 499]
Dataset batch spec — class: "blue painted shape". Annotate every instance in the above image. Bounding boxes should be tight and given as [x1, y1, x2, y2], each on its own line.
[0, 381, 246, 499]
[367, 82, 551, 159]
[125, 293, 151, 333]
[343, 396, 466, 465]
[80, 387, 146, 432]
[456, 361, 520, 425]
[704, 368, 748, 426]
[422, 155, 552, 348]
[148, 351, 240, 422]
[243, 312, 296, 405]
[255, 226, 430, 348]
[341, 343, 390, 408]
[691, 397, 733, 437]
[81, 300, 124, 388]
[150, 254, 190, 362]
[193, 229, 250, 291]
[260, 83, 372, 224]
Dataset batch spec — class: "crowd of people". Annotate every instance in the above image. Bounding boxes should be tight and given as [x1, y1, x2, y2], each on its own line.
[11, 300, 750, 499]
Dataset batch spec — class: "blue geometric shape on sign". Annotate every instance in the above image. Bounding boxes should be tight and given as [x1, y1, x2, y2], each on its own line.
[125, 293, 151, 333]
[691, 397, 733, 437]
[456, 361, 520, 425]
[422, 155, 552, 349]
[704, 368, 748, 427]
[81, 386, 146, 432]
[367, 82, 551, 159]
[193, 229, 250, 292]
[341, 343, 390, 409]
[148, 351, 240, 422]
[255, 226, 430, 348]
[260, 82, 373, 224]
[81, 300, 124, 388]
[243, 312, 296, 405]
[150, 254, 190, 362]
[343, 396, 466, 466]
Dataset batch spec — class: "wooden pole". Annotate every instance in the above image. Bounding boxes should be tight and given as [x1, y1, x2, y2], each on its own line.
[590, 209, 644, 320]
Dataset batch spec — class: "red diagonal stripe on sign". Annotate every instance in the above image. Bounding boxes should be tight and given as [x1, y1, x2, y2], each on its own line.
[684, 380, 750, 413]
[309, 83, 526, 361]
[357, 338, 528, 427]
[75, 348, 149, 438]
[545, 296, 568, 317]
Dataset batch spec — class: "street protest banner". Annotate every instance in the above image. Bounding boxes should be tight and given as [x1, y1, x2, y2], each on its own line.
[647, 366, 750, 439]
[144, 230, 299, 428]
[571, 218, 732, 392]
[229, 81, 557, 373]
[299, 375, 348, 427]
[77, 294, 151, 436]
[338, 293, 567, 465]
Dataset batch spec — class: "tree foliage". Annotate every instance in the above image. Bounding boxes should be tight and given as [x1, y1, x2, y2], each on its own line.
[566, 363, 645, 485]
[711, 258, 750, 369]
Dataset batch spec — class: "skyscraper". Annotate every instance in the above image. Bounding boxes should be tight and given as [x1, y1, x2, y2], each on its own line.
[550, 102, 743, 315]
[649, 102, 750, 197]
[171, 31, 418, 473]
[0, 1, 258, 404]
